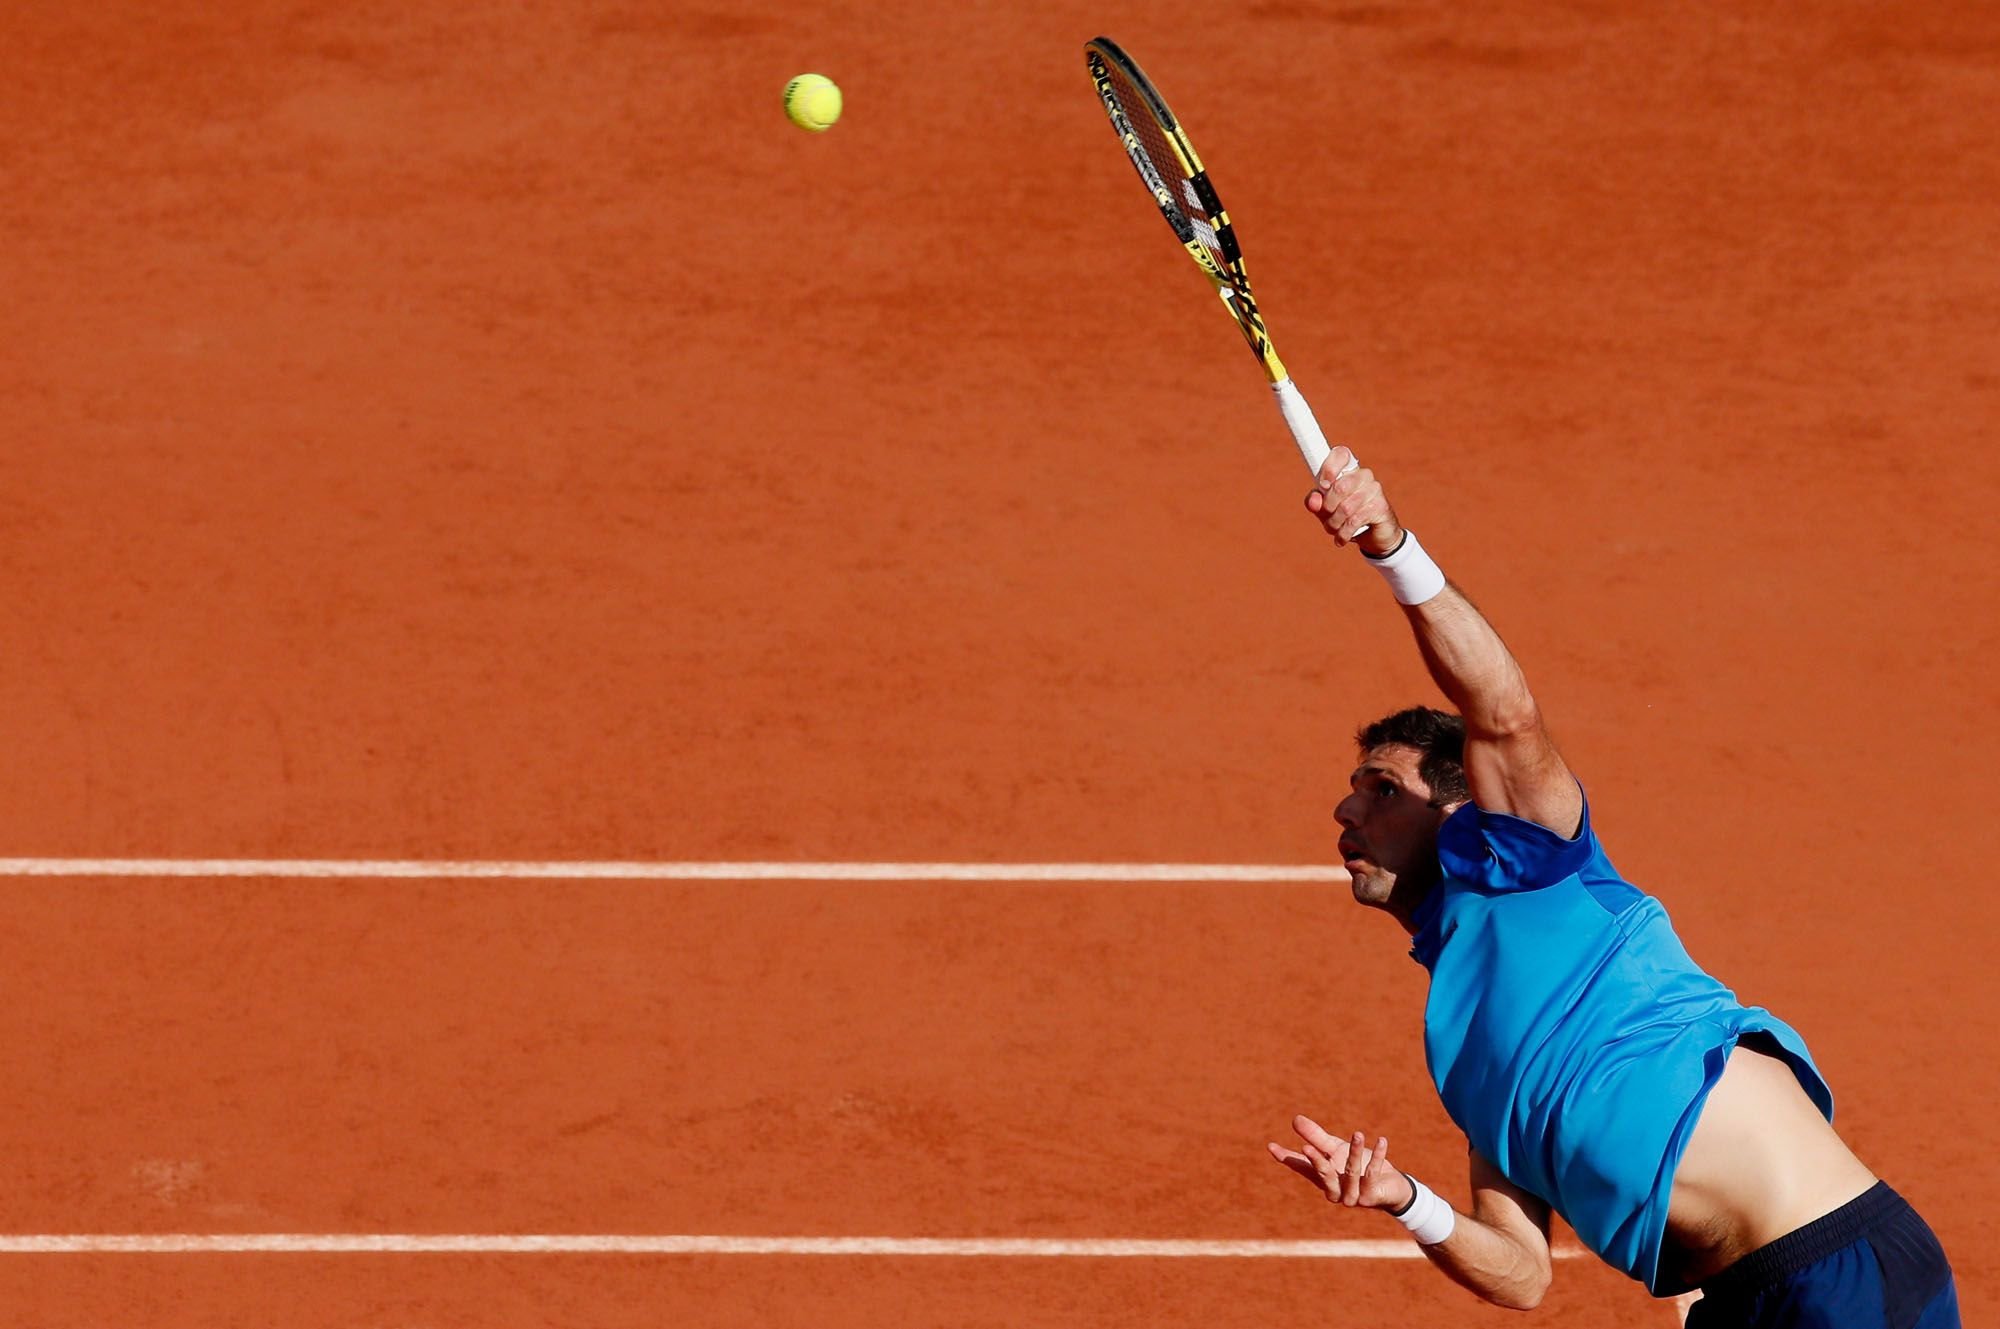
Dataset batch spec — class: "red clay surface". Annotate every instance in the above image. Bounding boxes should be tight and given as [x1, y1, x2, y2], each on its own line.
[4, 1, 1997, 1325]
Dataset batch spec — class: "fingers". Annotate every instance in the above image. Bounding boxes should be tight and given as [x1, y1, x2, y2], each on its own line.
[1292, 1115, 1345, 1156]
[1267, 1142, 1318, 1184]
[1276, 1121, 1409, 1210]
[1293, 1117, 1372, 1207]
[1302, 492, 1372, 545]
[1282, 1118, 1353, 1206]
[1296, 1128, 1344, 1192]
[1269, 1141, 1338, 1203]
[1302, 459, 1384, 546]
[1367, 1136, 1401, 1209]
[1340, 496, 1379, 542]
[1341, 1131, 1373, 1205]
[1314, 446, 1356, 491]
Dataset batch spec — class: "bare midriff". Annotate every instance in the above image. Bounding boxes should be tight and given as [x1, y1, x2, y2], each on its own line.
[1659, 1040, 1879, 1288]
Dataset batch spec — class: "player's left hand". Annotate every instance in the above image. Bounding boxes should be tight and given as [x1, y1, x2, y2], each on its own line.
[1267, 1115, 1414, 1210]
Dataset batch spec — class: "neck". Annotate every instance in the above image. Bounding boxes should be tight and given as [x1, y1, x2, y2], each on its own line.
[1384, 876, 1438, 936]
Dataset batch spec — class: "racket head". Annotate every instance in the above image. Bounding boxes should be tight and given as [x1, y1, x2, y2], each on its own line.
[1085, 37, 1283, 380]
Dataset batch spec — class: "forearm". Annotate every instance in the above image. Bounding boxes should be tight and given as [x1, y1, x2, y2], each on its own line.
[1314, 469, 1538, 740]
[1413, 1206, 1551, 1311]
[1400, 581, 1538, 739]
[1268, 1122, 1553, 1312]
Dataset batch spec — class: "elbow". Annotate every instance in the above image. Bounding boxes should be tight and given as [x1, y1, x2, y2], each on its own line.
[1497, 1266, 1552, 1312]
[1477, 1251, 1551, 1312]
[1467, 697, 1542, 742]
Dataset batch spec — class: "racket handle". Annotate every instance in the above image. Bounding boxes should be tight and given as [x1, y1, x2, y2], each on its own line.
[1272, 377, 1335, 476]
[1272, 378, 1368, 533]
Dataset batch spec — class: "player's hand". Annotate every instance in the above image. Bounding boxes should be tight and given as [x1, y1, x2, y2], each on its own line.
[1267, 1115, 1414, 1210]
[1304, 447, 1403, 557]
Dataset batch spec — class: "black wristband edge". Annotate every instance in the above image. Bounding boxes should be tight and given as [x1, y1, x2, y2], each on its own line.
[1361, 530, 1410, 562]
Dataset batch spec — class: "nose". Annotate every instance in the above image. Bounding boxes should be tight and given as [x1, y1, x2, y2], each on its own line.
[1334, 791, 1363, 830]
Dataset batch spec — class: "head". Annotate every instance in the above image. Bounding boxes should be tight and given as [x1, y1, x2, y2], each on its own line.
[1336, 707, 1469, 925]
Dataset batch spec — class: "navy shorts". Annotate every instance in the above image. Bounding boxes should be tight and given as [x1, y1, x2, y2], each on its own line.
[1686, 1182, 1958, 1329]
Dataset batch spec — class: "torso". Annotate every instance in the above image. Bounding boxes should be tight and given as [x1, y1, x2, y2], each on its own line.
[1416, 797, 1863, 1292]
[1659, 1039, 1878, 1287]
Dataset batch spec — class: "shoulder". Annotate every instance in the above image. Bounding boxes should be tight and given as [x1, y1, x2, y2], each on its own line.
[1437, 784, 1599, 893]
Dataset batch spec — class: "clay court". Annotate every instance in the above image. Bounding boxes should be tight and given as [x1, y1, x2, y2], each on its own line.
[4, 1, 1997, 1324]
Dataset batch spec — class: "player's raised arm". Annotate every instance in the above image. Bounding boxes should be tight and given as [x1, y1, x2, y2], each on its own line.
[1304, 450, 1581, 835]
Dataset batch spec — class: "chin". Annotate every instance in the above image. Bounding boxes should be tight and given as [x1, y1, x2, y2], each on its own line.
[1348, 872, 1391, 906]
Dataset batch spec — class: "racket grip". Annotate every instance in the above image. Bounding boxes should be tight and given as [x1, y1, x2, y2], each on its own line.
[1272, 378, 1368, 533]
[1272, 377, 1335, 476]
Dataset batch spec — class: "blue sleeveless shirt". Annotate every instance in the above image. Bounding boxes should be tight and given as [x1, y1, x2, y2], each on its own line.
[1407, 792, 1833, 1294]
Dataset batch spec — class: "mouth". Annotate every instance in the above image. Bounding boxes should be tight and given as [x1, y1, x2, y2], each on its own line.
[1338, 840, 1368, 873]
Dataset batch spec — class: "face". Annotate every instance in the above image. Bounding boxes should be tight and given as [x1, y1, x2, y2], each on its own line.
[1334, 744, 1459, 920]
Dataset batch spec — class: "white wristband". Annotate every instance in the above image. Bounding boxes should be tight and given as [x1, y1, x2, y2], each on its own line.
[1362, 529, 1447, 606]
[1390, 1173, 1456, 1246]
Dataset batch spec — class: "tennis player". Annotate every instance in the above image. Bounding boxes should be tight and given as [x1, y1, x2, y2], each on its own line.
[1266, 450, 1959, 1327]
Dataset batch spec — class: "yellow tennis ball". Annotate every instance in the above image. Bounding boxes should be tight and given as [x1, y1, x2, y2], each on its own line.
[784, 73, 842, 132]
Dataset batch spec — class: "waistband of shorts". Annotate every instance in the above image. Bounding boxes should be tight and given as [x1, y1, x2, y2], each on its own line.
[1699, 1182, 1902, 1300]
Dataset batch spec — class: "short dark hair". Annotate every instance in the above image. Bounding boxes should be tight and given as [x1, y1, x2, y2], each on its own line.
[1357, 706, 1468, 808]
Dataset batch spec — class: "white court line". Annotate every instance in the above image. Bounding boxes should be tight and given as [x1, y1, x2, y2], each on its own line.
[0, 1234, 1576, 1257]
[0, 863, 1363, 1265]
[0, 859, 1345, 882]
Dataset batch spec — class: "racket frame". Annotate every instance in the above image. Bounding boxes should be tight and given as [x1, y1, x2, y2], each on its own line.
[1085, 36, 1351, 486]
[1086, 38, 1288, 385]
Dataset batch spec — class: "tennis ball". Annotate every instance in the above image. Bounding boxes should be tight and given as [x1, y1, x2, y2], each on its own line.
[784, 73, 842, 132]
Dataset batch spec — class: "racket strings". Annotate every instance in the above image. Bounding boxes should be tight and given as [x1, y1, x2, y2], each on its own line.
[1099, 64, 1236, 287]
[1101, 69, 1190, 218]
[1180, 188, 1235, 287]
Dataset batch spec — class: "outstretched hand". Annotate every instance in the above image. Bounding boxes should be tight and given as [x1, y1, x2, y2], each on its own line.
[1303, 447, 1403, 557]
[1268, 1115, 1415, 1211]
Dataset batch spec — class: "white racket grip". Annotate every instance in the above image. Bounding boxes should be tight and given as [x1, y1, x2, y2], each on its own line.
[1272, 377, 1367, 533]
[1272, 377, 1335, 476]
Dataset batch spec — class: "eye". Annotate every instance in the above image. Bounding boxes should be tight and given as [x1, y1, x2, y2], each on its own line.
[1375, 781, 1397, 799]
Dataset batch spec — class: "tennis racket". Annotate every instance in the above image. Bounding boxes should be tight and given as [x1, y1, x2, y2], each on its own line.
[1084, 36, 1360, 494]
